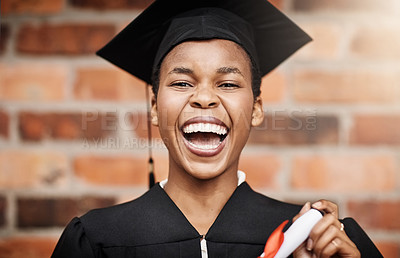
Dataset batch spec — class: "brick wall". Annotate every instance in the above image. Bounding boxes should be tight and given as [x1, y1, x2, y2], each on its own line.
[1, 0, 400, 257]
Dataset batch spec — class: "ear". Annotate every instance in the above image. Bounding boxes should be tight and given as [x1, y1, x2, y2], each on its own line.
[150, 96, 159, 126]
[251, 96, 264, 127]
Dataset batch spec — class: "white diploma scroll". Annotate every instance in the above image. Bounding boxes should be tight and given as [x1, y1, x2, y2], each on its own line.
[274, 209, 323, 258]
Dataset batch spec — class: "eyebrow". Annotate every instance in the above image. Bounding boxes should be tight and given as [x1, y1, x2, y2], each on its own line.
[216, 66, 243, 77]
[168, 66, 244, 77]
[168, 67, 194, 75]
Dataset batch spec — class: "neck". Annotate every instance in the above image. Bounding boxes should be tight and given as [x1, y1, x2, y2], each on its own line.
[164, 158, 239, 235]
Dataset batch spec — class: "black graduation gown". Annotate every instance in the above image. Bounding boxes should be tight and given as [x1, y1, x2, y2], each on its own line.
[52, 182, 382, 258]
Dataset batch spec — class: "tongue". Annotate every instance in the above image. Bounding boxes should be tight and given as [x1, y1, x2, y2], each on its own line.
[188, 132, 221, 147]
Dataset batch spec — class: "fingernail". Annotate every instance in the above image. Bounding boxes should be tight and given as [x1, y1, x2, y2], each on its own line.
[300, 202, 311, 213]
[312, 201, 322, 209]
[306, 238, 313, 251]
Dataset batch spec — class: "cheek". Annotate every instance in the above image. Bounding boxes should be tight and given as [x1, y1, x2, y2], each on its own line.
[156, 90, 184, 130]
[225, 93, 254, 121]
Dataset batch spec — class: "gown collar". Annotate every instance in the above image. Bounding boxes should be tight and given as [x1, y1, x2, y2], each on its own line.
[159, 170, 246, 189]
[155, 177, 287, 245]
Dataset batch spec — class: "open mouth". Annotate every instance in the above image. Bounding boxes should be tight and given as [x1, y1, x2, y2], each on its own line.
[180, 117, 229, 156]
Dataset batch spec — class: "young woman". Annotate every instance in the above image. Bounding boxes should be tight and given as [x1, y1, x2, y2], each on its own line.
[52, 0, 382, 257]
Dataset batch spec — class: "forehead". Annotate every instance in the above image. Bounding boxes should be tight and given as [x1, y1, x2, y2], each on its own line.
[161, 39, 251, 70]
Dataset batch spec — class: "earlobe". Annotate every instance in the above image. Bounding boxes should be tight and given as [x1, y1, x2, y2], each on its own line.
[150, 96, 159, 126]
[251, 96, 264, 127]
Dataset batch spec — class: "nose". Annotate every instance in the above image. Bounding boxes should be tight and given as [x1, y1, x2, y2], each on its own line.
[190, 85, 220, 109]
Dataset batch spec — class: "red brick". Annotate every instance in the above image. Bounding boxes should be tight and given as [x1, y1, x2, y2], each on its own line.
[18, 112, 117, 141]
[1, 0, 64, 15]
[260, 70, 286, 103]
[293, 69, 400, 103]
[239, 154, 281, 189]
[74, 153, 168, 187]
[347, 201, 400, 230]
[350, 115, 400, 145]
[350, 26, 400, 60]
[74, 155, 147, 186]
[0, 150, 68, 188]
[131, 112, 161, 140]
[102, 152, 180, 188]
[152, 153, 169, 183]
[0, 196, 5, 227]
[18, 113, 44, 141]
[0, 24, 10, 54]
[74, 68, 147, 101]
[0, 64, 67, 101]
[294, 22, 341, 60]
[269, 0, 284, 10]
[112, 153, 170, 189]
[248, 114, 338, 145]
[292, 155, 397, 192]
[69, 0, 153, 10]
[0, 237, 57, 258]
[17, 196, 115, 228]
[375, 242, 400, 258]
[0, 111, 9, 138]
[292, 0, 398, 13]
[17, 23, 115, 55]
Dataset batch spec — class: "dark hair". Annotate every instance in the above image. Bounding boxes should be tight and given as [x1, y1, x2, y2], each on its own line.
[151, 52, 262, 100]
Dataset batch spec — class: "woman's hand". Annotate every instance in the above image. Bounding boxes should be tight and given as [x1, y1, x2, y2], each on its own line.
[292, 200, 361, 258]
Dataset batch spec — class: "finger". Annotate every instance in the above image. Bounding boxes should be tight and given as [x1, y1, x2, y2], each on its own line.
[310, 213, 339, 239]
[312, 199, 338, 218]
[293, 202, 311, 222]
[319, 237, 360, 258]
[308, 214, 341, 251]
[312, 223, 340, 256]
[309, 217, 358, 257]
[293, 241, 312, 257]
[319, 237, 341, 258]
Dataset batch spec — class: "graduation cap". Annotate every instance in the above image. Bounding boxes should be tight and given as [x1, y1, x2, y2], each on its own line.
[96, 0, 311, 188]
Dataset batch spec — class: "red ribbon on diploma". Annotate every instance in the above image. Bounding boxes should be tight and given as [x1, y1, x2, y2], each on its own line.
[258, 220, 289, 258]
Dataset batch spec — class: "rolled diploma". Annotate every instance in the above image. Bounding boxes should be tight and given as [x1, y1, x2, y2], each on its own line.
[274, 209, 323, 258]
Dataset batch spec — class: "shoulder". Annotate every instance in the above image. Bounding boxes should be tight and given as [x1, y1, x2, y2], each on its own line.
[78, 185, 166, 246]
[82, 187, 151, 223]
[52, 217, 96, 257]
[341, 218, 383, 257]
[239, 182, 302, 218]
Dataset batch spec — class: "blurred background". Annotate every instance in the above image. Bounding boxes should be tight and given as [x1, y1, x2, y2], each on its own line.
[1, 0, 400, 257]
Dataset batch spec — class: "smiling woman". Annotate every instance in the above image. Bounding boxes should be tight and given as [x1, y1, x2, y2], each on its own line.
[153, 40, 260, 184]
[151, 39, 264, 239]
[51, 0, 382, 258]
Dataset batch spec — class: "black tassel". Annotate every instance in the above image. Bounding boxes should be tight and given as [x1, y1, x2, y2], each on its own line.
[146, 84, 155, 188]
[148, 157, 155, 188]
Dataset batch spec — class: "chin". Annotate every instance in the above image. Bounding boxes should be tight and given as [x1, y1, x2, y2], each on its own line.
[184, 162, 229, 181]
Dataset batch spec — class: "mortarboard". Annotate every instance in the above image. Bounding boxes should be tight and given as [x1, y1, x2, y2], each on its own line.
[96, 0, 312, 188]
[97, 0, 311, 84]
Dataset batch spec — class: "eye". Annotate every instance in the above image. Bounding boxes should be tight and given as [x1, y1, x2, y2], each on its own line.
[170, 82, 193, 88]
[218, 83, 240, 88]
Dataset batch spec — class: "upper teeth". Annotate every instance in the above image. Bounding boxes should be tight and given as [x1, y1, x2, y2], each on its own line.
[183, 123, 227, 135]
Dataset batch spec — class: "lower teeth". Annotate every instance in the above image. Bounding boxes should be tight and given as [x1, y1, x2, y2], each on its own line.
[188, 141, 221, 150]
